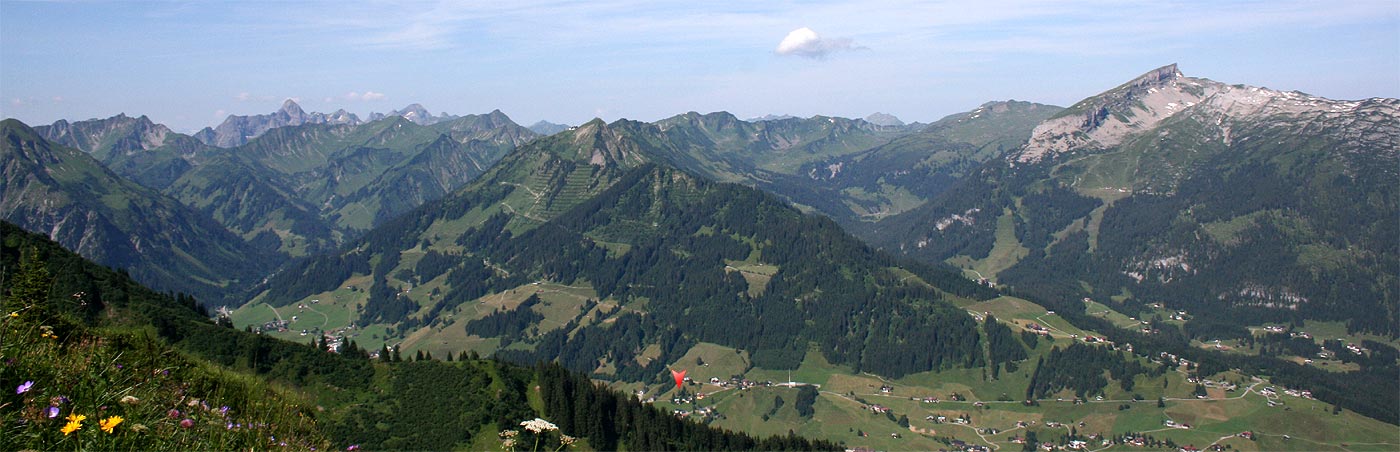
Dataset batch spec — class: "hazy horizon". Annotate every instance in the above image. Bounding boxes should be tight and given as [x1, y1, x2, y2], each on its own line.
[3, 0, 1397, 133]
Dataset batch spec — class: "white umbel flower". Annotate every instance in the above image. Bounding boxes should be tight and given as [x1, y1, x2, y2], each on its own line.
[520, 418, 558, 433]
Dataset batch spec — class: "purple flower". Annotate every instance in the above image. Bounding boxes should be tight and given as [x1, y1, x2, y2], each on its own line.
[220, 405, 230, 415]
[47, 406, 60, 418]
[167, 409, 181, 419]
[16, 381, 34, 394]
[179, 418, 194, 429]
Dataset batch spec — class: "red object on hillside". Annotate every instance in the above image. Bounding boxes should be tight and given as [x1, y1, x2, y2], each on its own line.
[671, 369, 687, 389]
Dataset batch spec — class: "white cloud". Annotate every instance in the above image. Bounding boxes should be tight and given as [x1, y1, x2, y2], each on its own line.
[345, 91, 386, 101]
[213, 109, 227, 119]
[237, 92, 251, 101]
[775, 27, 860, 59]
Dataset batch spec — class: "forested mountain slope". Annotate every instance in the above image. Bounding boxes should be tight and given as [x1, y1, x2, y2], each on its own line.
[250, 118, 999, 385]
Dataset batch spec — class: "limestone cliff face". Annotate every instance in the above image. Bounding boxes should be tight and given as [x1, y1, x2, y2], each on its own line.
[1016, 64, 1211, 162]
[1014, 64, 1399, 166]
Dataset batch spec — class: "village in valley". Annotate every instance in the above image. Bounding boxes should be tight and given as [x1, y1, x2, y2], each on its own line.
[636, 296, 1396, 452]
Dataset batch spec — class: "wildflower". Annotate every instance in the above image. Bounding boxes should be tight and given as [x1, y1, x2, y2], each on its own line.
[61, 420, 82, 435]
[99, 416, 123, 433]
[47, 406, 59, 418]
[16, 380, 34, 394]
[186, 398, 201, 407]
[167, 409, 181, 419]
[347, 445, 361, 451]
[130, 423, 148, 433]
[66, 413, 87, 423]
[560, 434, 577, 446]
[8, 311, 16, 318]
[180, 418, 194, 429]
[220, 405, 230, 415]
[499, 430, 519, 438]
[120, 395, 140, 405]
[520, 418, 558, 433]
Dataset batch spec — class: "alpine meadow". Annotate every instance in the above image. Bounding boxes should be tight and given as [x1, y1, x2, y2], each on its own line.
[2, 2, 1397, 451]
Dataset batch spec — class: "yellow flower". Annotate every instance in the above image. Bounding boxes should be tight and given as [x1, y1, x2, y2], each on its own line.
[8, 311, 16, 318]
[99, 415, 123, 433]
[65, 413, 87, 423]
[61, 420, 82, 435]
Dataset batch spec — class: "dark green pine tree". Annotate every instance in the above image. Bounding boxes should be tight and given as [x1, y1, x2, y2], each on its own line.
[9, 247, 52, 317]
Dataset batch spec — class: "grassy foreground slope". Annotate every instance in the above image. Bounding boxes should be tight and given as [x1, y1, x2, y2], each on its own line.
[1, 221, 840, 451]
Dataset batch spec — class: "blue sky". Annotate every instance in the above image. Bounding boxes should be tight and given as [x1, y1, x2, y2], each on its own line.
[2, 0, 1397, 132]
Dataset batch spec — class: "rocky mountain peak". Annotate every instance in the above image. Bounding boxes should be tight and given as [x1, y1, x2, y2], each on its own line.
[1015, 64, 1214, 162]
[1013, 64, 1395, 165]
[279, 99, 303, 114]
[527, 120, 569, 136]
[1126, 63, 1181, 90]
[31, 113, 176, 158]
[196, 100, 363, 147]
[399, 103, 429, 117]
[864, 112, 905, 127]
[374, 103, 456, 126]
[566, 118, 650, 168]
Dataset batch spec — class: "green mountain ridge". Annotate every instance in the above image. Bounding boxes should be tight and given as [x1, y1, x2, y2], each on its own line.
[797, 100, 1062, 221]
[249, 118, 1000, 386]
[31, 111, 538, 259]
[1, 119, 274, 306]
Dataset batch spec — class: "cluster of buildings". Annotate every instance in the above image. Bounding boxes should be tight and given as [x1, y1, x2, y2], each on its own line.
[706, 376, 774, 391]
[253, 319, 291, 333]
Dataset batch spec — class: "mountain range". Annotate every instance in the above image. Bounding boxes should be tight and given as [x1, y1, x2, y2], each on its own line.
[2, 64, 1397, 448]
[195, 99, 362, 148]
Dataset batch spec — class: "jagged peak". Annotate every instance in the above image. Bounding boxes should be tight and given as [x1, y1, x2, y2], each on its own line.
[484, 109, 514, 124]
[397, 103, 429, 114]
[279, 98, 303, 113]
